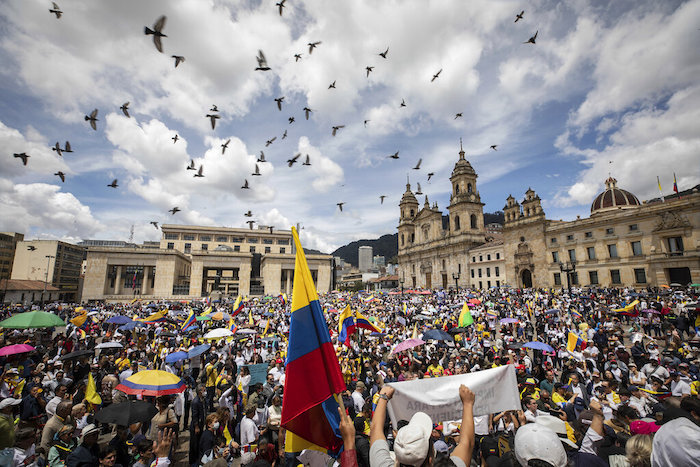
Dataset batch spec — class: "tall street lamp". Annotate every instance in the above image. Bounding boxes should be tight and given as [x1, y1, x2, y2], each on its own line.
[559, 261, 576, 295]
[400, 277, 405, 295]
[41, 255, 55, 308]
[452, 272, 460, 293]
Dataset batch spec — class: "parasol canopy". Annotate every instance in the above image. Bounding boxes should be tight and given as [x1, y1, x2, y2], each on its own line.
[391, 338, 425, 355]
[106, 316, 133, 325]
[187, 344, 211, 359]
[0, 344, 35, 357]
[522, 341, 555, 352]
[95, 342, 123, 349]
[95, 400, 158, 426]
[60, 349, 94, 360]
[499, 318, 520, 325]
[422, 329, 454, 342]
[165, 351, 188, 363]
[203, 328, 233, 339]
[0, 311, 66, 329]
[116, 370, 186, 396]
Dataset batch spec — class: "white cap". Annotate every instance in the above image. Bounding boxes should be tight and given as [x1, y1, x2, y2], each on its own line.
[535, 415, 578, 449]
[0, 398, 21, 410]
[514, 423, 567, 467]
[651, 417, 700, 467]
[394, 412, 433, 466]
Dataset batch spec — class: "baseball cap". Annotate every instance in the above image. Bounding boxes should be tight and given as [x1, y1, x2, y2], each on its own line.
[394, 412, 433, 466]
[514, 423, 567, 467]
[433, 440, 449, 455]
[535, 415, 578, 449]
[0, 398, 21, 410]
[126, 434, 146, 446]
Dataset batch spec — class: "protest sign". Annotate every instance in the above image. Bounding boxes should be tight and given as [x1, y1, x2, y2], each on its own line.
[242, 363, 269, 386]
[386, 365, 520, 428]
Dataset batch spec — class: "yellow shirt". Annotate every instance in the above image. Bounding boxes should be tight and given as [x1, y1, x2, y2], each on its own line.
[552, 392, 567, 405]
[115, 357, 130, 371]
[427, 365, 444, 377]
[205, 363, 218, 387]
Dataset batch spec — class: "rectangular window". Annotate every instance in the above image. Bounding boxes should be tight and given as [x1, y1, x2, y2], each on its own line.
[610, 269, 621, 284]
[479, 281, 483, 289]
[631, 241, 642, 256]
[607, 244, 618, 258]
[634, 268, 646, 283]
[472, 257, 476, 262]
[496, 253, 500, 259]
[496, 281, 500, 287]
[234, 245, 240, 252]
[495, 266, 500, 276]
[587, 246, 596, 260]
[667, 236, 684, 255]
[568, 249, 576, 262]
[263, 239, 273, 245]
[479, 256, 483, 262]
[199, 235, 212, 241]
[566, 234, 574, 241]
[247, 238, 258, 244]
[184, 243, 191, 253]
[167, 242, 174, 250]
[216, 236, 228, 242]
[265, 246, 271, 253]
[471, 270, 475, 278]
[277, 239, 289, 245]
[570, 272, 579, 285]
[552, 251, 559, 263]
[553, 273, 561, 286]
[249, 246, 256, 253]
[487, 254, 491, 260]
[201, 244, 208, 251]
[629, 224, 638, 231]
[585, 231, 592, 238]
[183, 235, 195, 241]
[478, 269, 482, 278]
[164, 233, 178, 240]
[486, 267, 491, 277]
[550, 238, 557, 244]
[232, 237, 243, 243]
[605, 228, 614, 235]
[487, 281, 491, 288]
[589, 271, 599, 285]
[279, 248, 285, 254]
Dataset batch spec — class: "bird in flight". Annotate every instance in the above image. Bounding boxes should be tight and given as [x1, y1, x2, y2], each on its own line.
[169, 207, 180, 215]
[431, 69, 442, 82]
[85, 109, 98, 130]
[107, 179, 118, 188]
[27, 245, 37, 251]
[400, 99, 406, 107]
[186, 159, 196, 170]
[265, 137, 276, 147]
[308, 41, 321, 54]
[221, 139, 231, 154]
[206, 113, 220, 130]
[172, 134, 179, 144]
[52, 142, 63, 157]
[276, 0, 286, 16]
[62, 141, 73, 153]
[379, 47, 389, 59]
[288, 117, 295, 124]
[303, 107, 312, 120]
[244, 210, 253, 217]
[194, 165, 204, 177]
[144, 15, 167, 53]
[415, 183, 423, 195]
[252, 164, 262, 176]
[427, 172, 434, 181]
[255, 50, 271, 71]
[172, 55, 185, 67]
[379, 195, 386, 204]
[364, 119, 370, 127]
[388, 151, 399, 159]
[14, 153, 29, 165]
[281, 130, 287, 139]
[268, 226, 274, 234]
[287, 153, 301, 167]
[331, 125, 344, 136]
[524, 30, 538, 44]
[303, 154, 311, 166]
[150, 221, 159, 229]
[210, 105, 218, 112]
[413, 159, 422, 170]
[49, 2, 62, 18]
[515, 10, 524, 22]
[294, 53, 302, 62]
[490, 145, 498, 151]
[455, 113, 463, 119]
[275, 97, 284, 111]
[257, 151, 266, 163]
[120, 102, 130, 118]
[337, 202, 345, 212]
[241, 179, 250, 189]
[366, 66, 374, 77]
[55, 171, 65, 183]
[246, 220, 255, 229]
[328, 81, 336, 89]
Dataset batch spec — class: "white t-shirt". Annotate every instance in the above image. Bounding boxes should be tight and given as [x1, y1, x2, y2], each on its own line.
[240, 416, 259, 446]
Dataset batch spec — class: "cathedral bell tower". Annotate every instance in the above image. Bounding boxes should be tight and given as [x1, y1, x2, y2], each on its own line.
[447, 140, 485, 235]
[398, 178, 419, 251]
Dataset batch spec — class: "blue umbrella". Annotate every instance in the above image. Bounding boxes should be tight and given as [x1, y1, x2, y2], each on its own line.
[522, 341, 555, 352]
[187, 344, 211, 359]
[118, 321, 146, 331]
[422, 329, 454, 342]
[106, 315, 133, 325]
[544, 309, 560, 315]
[165, 351, 188, 364]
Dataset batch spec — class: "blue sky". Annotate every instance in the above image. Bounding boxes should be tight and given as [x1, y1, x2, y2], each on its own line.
[1, 0, 699, 252]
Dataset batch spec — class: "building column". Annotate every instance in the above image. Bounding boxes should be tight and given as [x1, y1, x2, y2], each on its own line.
[285, 269, 291, 295]
[142, 266, 152, 295]
[114, 266, 123, 295]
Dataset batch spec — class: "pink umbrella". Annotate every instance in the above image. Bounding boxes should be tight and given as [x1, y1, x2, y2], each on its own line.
[391, 338, 425, 355]
[0, 344, 36, 357]
[641, 309, 660, 314]
[499, 318, 520, 324]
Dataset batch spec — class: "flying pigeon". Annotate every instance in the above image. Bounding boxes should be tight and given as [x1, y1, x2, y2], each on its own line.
[413, 159, 422, 170]
[400, 99, 406, 107]
[490, 145, 498, 151]
[14, 153, 29, 165]
[275, 97, 284, 111]
[337, 202, 345, 212]
[287, 153, 300, 167]
[244, 210, 253, 217]
[308, 41, 321, 54]
[120, 102, 130, 117]
[276, 0, 286, 16]
[415, 183, 423, 195]
[63, 141, 73, 153]
[55, 171, 65, 182]
[364, 119, 370, 127]
[257, 151, 266, 163]
[388, 151, 399, 159]
[379, 195, 386, 204]
[84, 109, 98, 130]
[427, 172, 434, 181]
[241, 179, 250, 189]
[255, 50, 270, 71]
[169, 207, 180, 215]
[150, 221, 159, 229]
[52, 142, 63, 157]
[186, 159, 196, 170]
[107, 179, 118, 188]
[366, 66, 374, 77]
[294, 53, 302, 62]
[524, 30, 538, 44]
[331, 125, 344, 136]
[172, 134, 179, 143]
[265, 137, 276, 147]
[302, 154, 311, 166]
[515, 10, 524, 22]
[210, 105, 218, 112]
[379, 47, 389, 58]
[431, 69, 442, 82]
[288, 116, 295, 124]
[206, 114, 220, 130]
[246, 220, 255, 229]
[144, 15, 167, 53]
[172, 55, 185, 67]
[455, 113, 463, 119]
[27, 246, 37, 251]
[221, 139, 231, 154]
[281, 130, 287, 139]
[303, 107, 312, 120]
[252, 164, 261, 176]
[49, 2, 62, 18]
[194, 165, 204, 177]
[328, 81, 336, 89]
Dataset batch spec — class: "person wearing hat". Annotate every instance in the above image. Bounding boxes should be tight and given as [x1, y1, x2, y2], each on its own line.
[12, 426, 38, 466]
[47, 424, 77, 466]
[640, 354, 669, 382]
[514, 423, 567, 467]
[369, 384, 476, 467]
[0, 397, 21, 449]
[670, 369, 691, 396]
[65, 423, 100, 466]
[627, 386, 651, 417]
[352, 382, 366, 414]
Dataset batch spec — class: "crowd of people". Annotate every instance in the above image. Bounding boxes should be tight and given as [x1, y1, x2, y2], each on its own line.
[0, 284, 698, 467]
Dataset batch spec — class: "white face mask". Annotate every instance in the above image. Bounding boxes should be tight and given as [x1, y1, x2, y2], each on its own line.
[213, 422, 220, 430]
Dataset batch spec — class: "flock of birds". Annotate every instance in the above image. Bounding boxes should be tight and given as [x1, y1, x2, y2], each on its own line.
[12, 3, 538, 234]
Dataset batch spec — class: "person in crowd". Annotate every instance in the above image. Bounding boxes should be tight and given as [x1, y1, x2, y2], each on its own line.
[47, 424, 77, 467]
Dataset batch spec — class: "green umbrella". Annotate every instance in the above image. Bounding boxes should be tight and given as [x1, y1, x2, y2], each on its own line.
[195, 315, 211, 321]
[0, 311, 66, 329]
[691, 283, 700, 287]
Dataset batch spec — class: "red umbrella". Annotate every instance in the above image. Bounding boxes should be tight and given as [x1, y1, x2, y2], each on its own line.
[0, 344, 35, 357]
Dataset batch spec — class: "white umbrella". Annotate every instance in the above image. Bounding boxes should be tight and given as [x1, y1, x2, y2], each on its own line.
[237, 329, 257, 335]
[96, 342, 124, 349]
[203, 328, 233, 339]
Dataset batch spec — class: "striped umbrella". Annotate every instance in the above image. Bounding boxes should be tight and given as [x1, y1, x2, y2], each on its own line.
[116, 370, 186, 396]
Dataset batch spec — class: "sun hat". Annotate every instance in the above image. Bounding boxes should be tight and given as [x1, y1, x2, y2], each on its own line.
[0, 398, 21, 410]
[651, 417, 700, 466]
[80, 424, 99, 443]
[514, 423, 567, 467]
[535, 415, 578, 448]
[394, 412, 433, 466]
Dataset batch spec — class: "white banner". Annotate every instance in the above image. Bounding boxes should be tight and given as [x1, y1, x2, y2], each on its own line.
[386, 365, 520, 429]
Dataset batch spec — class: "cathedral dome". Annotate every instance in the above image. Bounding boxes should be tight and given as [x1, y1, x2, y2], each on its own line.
[590, 177, 640, 214]
[400, 183, 418, 205]
[451, 147, 476, 178]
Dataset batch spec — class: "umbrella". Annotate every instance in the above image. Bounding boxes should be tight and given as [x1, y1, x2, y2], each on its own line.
[641, 309, 660, 314]
[447, 327, 469, 335]
[391, 338, 426, 355]
[237, 329, 257, 334]
[95, 342, 123, 349]
[211, 312, 231, 321]
[187, 344, 211, 359]
[118, 321, 146, 331]
[544, 309, 560, 315]
[195, 316, 211, 321]
[204, 328, 233, 339]
[106, 316, 133, 325]
[670, 283, 682, 287]
[95, 400, 158, 426]
[0, 311, 66, 329]
[0, 344, 35, 357]
[422, 329, 454, 342]
[261, 336, 280, 342]
[469, 298, 481, 305]
[522, 341, 555, 352]
[158, 331, 176, 338]
[116, 370, 186, 396]
[499, 318, 519, 325]
[165, 351, 188, 364]
[60, 349, 94, 360]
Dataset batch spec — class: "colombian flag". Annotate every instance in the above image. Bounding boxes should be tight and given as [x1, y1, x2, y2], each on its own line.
[458, 303, 474, 327]
[228, 318, 237, 334]
[141, 310, 167, 324]
[566, 332, 587, 352]
[613, 300, 639, 317]
[673, 173, 678, 194]
[355, 311, 382, 333]
[181, 309, 196, 331]
[281, 227, 345, 453]
[337, 305, 356, 346]
[279, 293, 288, 307]
[362, 295, 376, 303]
[231, 296, 244, 317]
[571, 308, 583, 320]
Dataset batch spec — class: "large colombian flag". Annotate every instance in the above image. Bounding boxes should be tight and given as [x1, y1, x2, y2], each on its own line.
[355, 311, 382, 333]
[338, 305, 356, 347]
[282, 227, 346, 453]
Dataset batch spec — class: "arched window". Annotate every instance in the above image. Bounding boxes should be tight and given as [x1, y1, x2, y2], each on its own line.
[455, 184, 460, 194]
[454, 216, 460, 230]
[467, 183, 473, 193]
[411, 233, 415, 243]
[470, 214, 477, 229]
[401, 234, 404, 246]
[410, 209, 415, 217]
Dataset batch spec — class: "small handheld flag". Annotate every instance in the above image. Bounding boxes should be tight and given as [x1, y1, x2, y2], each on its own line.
[181, 309, 196, 331]
[355, 311, 382, 333]
[231, 296, 244, 317]
[458, 303, 474, 327]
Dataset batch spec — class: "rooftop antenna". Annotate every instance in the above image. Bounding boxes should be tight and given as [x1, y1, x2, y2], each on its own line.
[460, 137, 463, 151]
[128, 224, 134, 243]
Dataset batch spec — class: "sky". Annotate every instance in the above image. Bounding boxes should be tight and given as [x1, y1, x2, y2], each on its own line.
[1, 0, 699, 254]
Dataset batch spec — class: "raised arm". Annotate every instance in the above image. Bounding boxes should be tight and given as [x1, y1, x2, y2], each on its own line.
[451, 385, 475, 465]
[369, 386, 394, 445]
